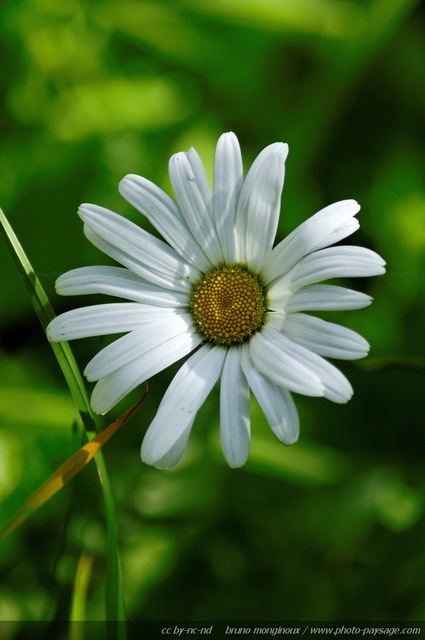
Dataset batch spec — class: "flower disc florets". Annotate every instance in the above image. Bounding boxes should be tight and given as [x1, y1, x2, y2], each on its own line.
[191, 266, 267, 345]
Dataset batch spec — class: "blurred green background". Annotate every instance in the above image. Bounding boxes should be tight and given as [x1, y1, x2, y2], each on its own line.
[1, 0, 425, 632]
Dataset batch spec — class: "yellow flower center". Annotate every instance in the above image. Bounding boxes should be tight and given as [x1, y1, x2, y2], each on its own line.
[191, 266, 267, 345]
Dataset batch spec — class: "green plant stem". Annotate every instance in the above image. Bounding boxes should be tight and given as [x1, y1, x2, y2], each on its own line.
[0, 207, 126, 633]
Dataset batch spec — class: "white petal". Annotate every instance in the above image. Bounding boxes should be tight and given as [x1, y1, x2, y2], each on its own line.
[220, 347, 250, 468]
[241, 345, 299, 445]
[250, 326, 324, 397]
[56, 266, 189, 307]
[263, 328, 353, 403]
[84, 311, 193, 381]
[47, 303, 162, 341]
[284, 285, 372, 312]
[213, 132, 244, 264]
[235, 143, 288, 271]
[119, 174, 212, 273]
[141, 344, 227, 467]
[262, 200, 360, 282]
[282, 313, 370, 360]
[80, 204, 200, 291]
[83, 225, 191, 293]
[153, 421, 194, 470]
[169, 149, 223, 265]
[91, 326, 202, 414]
[268, 246, 386, 301]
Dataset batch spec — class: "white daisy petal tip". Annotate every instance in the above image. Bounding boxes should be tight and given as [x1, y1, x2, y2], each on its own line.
[279, 142, 289, 161]
[89, 390, 109, 415]
[118, 174, 137, 199]
[45, 319, 58, 342]
[54, 278, 66, 296]
[338, 387, 354, 404]
[119, 172, 137, 185]
[168, 151, 184, 170]
[220, 131, 239, 143]
[263, 141, 289, 161]
[285, 432, 299, 446]
[227, 457, 248, 470]
[343, 199, 361, 214]
[140, 435, 183, 469]
[140, 438, 157, 467]
[141, 436, 188, 470]
[370, 256, 386, 275]
[77, 202, 99, 221]
[279, 426, 299, 447]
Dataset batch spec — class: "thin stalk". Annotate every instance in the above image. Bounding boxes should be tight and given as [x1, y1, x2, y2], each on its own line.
[0, 207, 126, 633]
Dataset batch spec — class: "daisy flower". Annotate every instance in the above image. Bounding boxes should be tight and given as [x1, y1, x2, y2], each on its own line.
[47, 132, 385, 469]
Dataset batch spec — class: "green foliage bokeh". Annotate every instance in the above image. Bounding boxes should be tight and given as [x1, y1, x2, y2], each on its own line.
[1, 0, 424, 631]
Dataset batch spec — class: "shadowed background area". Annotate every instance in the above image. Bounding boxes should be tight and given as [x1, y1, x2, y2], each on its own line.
[0, 0, 424, 631]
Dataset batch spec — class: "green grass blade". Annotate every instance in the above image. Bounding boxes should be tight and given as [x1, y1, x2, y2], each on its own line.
[71, 554, 94, 625]
[0, 207, 91, 424]
[0, 396, 145, 545]
[0, 207, 126, 632]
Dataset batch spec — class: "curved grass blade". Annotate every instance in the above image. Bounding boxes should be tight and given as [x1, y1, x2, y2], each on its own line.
[0, 207, 126, 630]
[70, 553, 94, 640]
[71, 553, 94, 626]
[0, 208, 91, 425]
[0, 395, 146, 542]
